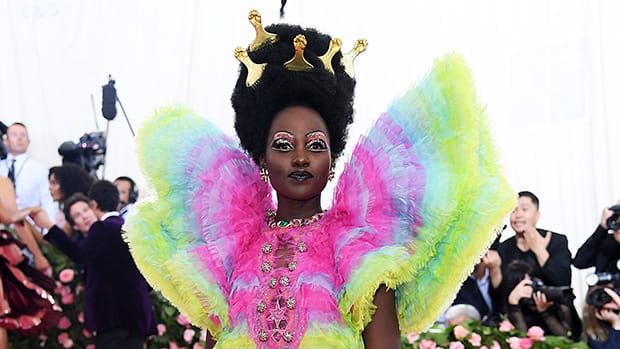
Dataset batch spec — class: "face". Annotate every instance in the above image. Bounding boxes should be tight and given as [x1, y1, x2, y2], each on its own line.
[115, 179, 131, 209]
[49, 173, 63, 201]
[69, 200, 97, 234]
[510, 196, 540, 234]
[5, 124, 30, 155]
[264, 106, 332, 203]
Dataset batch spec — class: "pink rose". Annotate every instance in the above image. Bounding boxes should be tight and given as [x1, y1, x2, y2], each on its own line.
[407, 332, 420, 344]
[177, 313, 190, 327]
[419, 339, 437, 349]
[169, 342, 179, 349]
[453, 325, 469, 340]
[75, 284, 84, 295]
[59, 285, 71, 296]
[61, 293, 74, 305]
[508, 337, 521, 349]
[86, 345, 96, 349]
[491, 340, 501, 349]
[193, 343, 204, 349]
[480, 346, 488, 349]
[499, 320, 515, 332]
[83, 329, 92, 338]
[184, 328, 196, 343]
[519, 338, 533, 349]
[57, 332, 73, 348]
[449, 342, 465, 349]
[468, 332, 482, 346]
[78, 312, 85, 323]
[158, 323, 167, 336]
[527, 326, 545, 341]
[57, 316, 71, 330]
[59, 269, 75, 283]
[200, 330, 207, 342]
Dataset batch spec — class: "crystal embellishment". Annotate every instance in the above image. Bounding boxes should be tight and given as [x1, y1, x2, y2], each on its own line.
[261, 243, 272, 254]
[260, 261, 272, 272]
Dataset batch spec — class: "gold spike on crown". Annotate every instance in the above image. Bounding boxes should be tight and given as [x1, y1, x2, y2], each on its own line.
[284, 35, 314, 72]
[248, 10, 279, 51]
[235, 10, 367, 86]
[234, 47, 267, 87]
[318, 38, 342, 74]
[341, 39, 368, 78]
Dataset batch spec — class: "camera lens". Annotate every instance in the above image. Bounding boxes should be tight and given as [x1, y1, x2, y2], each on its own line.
[608, 213, 620, 231]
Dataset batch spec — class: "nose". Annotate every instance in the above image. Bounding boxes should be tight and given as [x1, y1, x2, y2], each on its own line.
[292, 149, 309, 168]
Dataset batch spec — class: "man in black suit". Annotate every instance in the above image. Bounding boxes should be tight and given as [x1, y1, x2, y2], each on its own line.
[32, 180, 156, 349]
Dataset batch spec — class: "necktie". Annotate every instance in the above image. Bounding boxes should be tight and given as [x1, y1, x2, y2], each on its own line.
[7, 159, 15, 188]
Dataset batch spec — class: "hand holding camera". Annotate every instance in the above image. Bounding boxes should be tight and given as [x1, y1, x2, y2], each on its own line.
[602, 204, 620, 231]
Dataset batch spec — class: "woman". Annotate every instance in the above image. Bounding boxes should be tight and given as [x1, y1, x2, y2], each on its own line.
[583, 285, 620, 348]
[0, 177, 61, 348]
[125, 10, 514, 348]
[48, 163, 92, 234]
[503, 260, 574, 337]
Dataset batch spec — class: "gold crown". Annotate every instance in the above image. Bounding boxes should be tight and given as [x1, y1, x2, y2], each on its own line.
[234, 10, 367, 87]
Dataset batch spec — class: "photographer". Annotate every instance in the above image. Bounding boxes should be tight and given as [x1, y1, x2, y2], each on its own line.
[573, 202, 620, 273]
[582, 285, 620, 348]
[503, 260, 574, 337]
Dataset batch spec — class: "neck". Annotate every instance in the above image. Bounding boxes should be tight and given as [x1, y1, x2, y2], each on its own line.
[275, 195, 323, 221]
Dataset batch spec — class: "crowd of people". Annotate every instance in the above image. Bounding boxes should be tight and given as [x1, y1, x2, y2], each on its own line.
[0, 10, 619, 349]
[444, 190, 620, 348]
[0, 121, 157, 348]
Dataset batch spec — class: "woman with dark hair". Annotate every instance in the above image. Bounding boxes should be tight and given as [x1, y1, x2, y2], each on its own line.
[48, 163, 92, 233]
[125, 10, 513, 348]
[583, 285, 620, 348]
[503, 260, 574, 337]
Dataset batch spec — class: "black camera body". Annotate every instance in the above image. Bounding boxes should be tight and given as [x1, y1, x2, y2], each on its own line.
[586, 272, 620, 309]
[520, 277, 575, 307]
[58, 131, 106, 178]
[607, 205, 620, 231]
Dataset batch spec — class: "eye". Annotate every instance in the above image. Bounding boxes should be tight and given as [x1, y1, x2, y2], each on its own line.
[271, 138, 294, 152]
[306, 139, 328, 152]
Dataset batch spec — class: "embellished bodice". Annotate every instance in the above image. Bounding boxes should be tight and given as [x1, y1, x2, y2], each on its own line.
[227, 211, 347, 348]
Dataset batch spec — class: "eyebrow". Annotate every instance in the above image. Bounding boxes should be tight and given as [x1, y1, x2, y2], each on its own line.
[271, 130, 327, 138]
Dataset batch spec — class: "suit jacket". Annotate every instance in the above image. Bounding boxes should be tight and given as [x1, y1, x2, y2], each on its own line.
[452, 275, 492, 318]
[45, 214, 156, 336]
[573, 225, 620, 274]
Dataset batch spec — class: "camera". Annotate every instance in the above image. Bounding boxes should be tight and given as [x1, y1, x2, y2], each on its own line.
[58, 131, 106, 178]
[607, 205, 620, 231]
[586, 272, 620, 309]
[520, 277, 575, 306]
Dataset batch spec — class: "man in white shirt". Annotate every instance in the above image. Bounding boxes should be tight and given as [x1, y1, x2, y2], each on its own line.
[0, 122, 57, 219]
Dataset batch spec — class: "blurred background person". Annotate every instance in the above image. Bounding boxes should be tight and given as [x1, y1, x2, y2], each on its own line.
[48, 163, 93, 234]
[573, 202, 620, 274]
[582, 285, 620, 348]
[0, 176, 60, 348]
[114, 176, 138, 220]
[30, 180, 156, 349]
[503, 260, 575, 337]
[0, 122, 57, 227]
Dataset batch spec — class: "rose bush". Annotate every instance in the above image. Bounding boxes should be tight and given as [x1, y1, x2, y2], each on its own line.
[402, 319, 588, 349]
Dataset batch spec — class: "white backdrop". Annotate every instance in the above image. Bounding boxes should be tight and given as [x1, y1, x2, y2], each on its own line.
[1, 0, 619, 314]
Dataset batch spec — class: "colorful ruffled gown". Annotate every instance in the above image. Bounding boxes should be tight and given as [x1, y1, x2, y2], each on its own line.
[126, 54, 514, 348]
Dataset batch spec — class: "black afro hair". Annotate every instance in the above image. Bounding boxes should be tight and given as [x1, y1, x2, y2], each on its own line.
[231, 23, 356, 164]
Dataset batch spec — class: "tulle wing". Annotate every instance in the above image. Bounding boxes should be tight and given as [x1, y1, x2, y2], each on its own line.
[333, 53, 514, 333]
[124, 106, 273, 337]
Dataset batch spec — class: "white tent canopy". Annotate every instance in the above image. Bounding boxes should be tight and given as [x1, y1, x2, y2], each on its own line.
[1, 0, 619, 314]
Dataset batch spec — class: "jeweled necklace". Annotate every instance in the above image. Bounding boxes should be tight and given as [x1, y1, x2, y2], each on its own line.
[266, 209, 325, 229]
